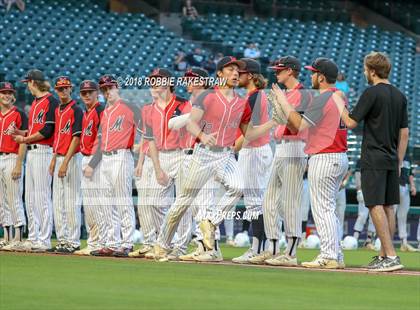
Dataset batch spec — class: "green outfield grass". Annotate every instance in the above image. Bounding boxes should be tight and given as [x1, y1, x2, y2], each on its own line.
[1, 245, 419, 310]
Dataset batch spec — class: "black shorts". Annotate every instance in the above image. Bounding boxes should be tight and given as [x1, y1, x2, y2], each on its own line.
[361, 169, 400, 207]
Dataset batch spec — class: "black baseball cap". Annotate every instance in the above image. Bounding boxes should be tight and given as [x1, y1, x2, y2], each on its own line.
[21, 69, 46, 83]
[238, 58, 261, 74]
[149, 68, 173, 78]
[54, 76, 73, 89]
[80, 80, 98, 91]
[98, 75, 118, 88]
[305, 58, 338, 81]
[184, 67, 209, 78]
[216, 56, 245, 72]
[0, 82, 16, 93]
[269, 56, 301, 71]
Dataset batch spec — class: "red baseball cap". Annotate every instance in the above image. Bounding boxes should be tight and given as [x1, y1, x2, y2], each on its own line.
[0, 82, 16, 93]
[98, 75, 118, 88]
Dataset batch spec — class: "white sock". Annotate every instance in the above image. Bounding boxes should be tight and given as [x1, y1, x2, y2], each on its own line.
[402, 238, 407, 245]
[267, 239, 279, 255]
[285, 237, 299, 257]
[388, 255, 397, 259]
[353, 231, 360, 240]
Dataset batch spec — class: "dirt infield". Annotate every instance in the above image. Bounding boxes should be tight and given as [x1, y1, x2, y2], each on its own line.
[2, 251, 419, 277]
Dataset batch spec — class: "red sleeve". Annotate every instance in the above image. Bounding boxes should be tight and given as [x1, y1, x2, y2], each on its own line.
[240, 101, 252, 124]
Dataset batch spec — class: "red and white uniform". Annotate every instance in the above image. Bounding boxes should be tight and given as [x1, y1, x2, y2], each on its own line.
[25, 93, 58, 247]
[99, 99, 137, 250]
[157, 87, 251, 250]
[52, 100, 83, 248]
[0, 107, 27, 229]
[142, 95, 193, 252]
[302, 87, 348, 261]
[80, 102, 106, 250]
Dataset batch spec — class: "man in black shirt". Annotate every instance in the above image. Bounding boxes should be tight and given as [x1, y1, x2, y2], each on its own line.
[340, 52, 409, 272]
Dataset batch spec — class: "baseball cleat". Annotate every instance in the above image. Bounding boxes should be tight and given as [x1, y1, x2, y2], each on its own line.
[265, 254, 298, 267]
[0, 240, 9, 249]
[128, 245, 153, 258]
[179, 243, 205, 261]
[199, 220, 215, 250]
[400, 243, 418, 252]
[167, 248, 185, 261]
[113, 247, 133, 258]
[56, 244, 80, 254]
[232, 248, 256, 264]
[369, 256, 404, 272]
[1, 241, 22, 252]
[301, 256, 340, 269]
[248, 251, 273, 265]
[30, 242, 51, 253]
[74, 247, 94, 256]
[152, 244, 169, 262]
[194, 248, 223, 262]
[91, 247, 116, 257]
[226, 237, 235, 247]
[11, 240, 34, 252]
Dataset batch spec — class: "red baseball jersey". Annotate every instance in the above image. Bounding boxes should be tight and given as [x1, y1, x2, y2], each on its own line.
[178, 101, 197, 149]
[80, 102, 104, 156]
[302, 88, 347, 155]
[143, 95, 190, 151]
[192, 87, 251, 147]
[28, 93, 59, 146]
[245, 89, 270, 148]
[52, 100, 83, 155]
[0, 106, 28, 153]
[274, 83, 311, 141]
[101, 99, 137, 152]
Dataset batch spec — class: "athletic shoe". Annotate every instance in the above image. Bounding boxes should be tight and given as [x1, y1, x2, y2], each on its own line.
[167, 248, 185, 261]
[232, 248, 256, 264]
[56, 244, 80, 254]
[265, 254, 298, 267]
[364, 242, 376, 251]
[113, 247, 133, 258]
[74, 247, 94, 256]
[400, 243, 418, 252]
[12, 240, 34, 252]
[128, 245, 153, 258]
[194, 248, 223, 262]
[179, 243, 205, 261]
[0, 240, 9, 249]
[152, 244, 169, 262]
[370, 256, 404, 272]
[91, 247, 116, 257]
[47, 242, 65, 253]
[301, 256, 339, 269]
[363, 256, 384, 269]
[30, 242, 51, 253]
[1, 241, 22, 252]
[226, 237, 235, 247]
[199, 220, 215, 250]
[248, 251, 273, 265]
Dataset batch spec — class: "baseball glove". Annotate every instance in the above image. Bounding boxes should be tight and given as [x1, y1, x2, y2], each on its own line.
[268, 92, 288, 125]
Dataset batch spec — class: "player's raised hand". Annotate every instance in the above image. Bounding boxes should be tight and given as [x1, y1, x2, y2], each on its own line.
[83, 166, 94, 178]
[411, 185, 417, 196]
[271, 83, 287, 104]
[13, 135, 26, 144]
[58, 162, 68, 178]
[155, 168, 169, 186]
[11, 165, 22, 180]
[200, 132, 217, 146]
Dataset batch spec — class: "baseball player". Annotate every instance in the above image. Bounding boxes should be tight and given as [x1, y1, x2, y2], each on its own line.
[90, 75, 137, 257]
[300, 168, 310, 247]
[272, 57, 348, 269]
[232, 58, 275, 264]
[154, 56, 274, 262]
[336, 169, 351, 240]
[47, 76, 83, 254]
[353, 158, 376, 249]
[339, 52, 408, 272]
[249, 56, 311, 266]
[74, 80, 105, 256]
[13, 69, 58, 252]
[394, 154, 417, 252]
[0, 82, 27, 251]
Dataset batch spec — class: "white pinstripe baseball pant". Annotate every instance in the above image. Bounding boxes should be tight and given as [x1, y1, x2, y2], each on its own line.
[0, 154, 26, 228]
[301, 178, 310, 222]
[308, 152, 348, 261]
[353, 190, 375, 233]
[336, 188, 346, 240]
[99, 150, 135, 250]
[157, 145, 243, 249]
[81, 155, 104, 250]
[394, 184, 411, 240]
[53, 154, 82, 247]
[25, 145, 53, 247]
[263, 141, 307, 240]
[238, 144, 273, 216]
